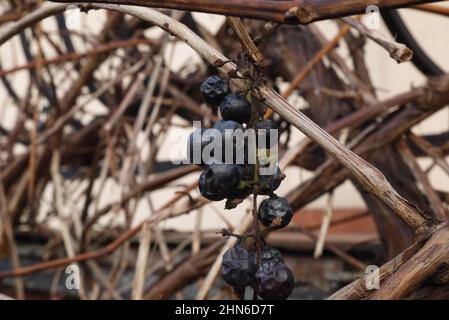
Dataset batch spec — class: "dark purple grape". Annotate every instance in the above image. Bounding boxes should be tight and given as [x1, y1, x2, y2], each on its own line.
[256, 119, 279, 148]
[260, 246, 284, 263]
[258, 166, 284, 195]
[221, 245, 257, 288]
[219, 94, 252, 124]
[200, 76, 229, 106]
[198, 164, 246, 201]
[213, 119, 244, 132]
[255, 261, 294, 300]
[258, 196, 293, 228]
[212, 120, 246, 164]
[187, 128, 211, 166]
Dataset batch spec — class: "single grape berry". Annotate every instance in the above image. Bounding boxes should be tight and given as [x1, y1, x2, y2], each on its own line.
[255, 261, 294, 300]
[198, 164, 246, 201]
[260, 246, 284, 264]
[200, 76, 229, 106]
[187, 128, 211, 165]
[258, 196, 293, 228]
[256, 119, 279, 148]
[219, 94, 252, 124]
[212, 120, 246, 164]
[226, 165, 253, 200]
[213, 119, 244, 132]
[221, 245, 257, 288]
[258, 166, 284, 195]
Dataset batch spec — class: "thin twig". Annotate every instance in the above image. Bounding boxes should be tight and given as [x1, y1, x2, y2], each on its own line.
[313, 192, 334, 258]
[342, 17, 413, 63]
[131, 221, 152, 300]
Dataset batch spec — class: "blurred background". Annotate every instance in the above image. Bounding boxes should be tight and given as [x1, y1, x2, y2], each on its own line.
[0, 1, 448, 299]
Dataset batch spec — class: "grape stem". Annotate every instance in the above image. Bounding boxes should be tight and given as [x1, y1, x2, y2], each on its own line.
[251, 192, 260, 301]
[226, 18, 265, 301]
[249, 82, 263, 301]
[216, 228, 242, 240]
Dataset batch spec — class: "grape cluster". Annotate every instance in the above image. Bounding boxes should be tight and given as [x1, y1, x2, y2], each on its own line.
[222, 245, 294, 300]
[187, 75, 294, 300]
[188, 76, 283, 203]
[220, 194, 294, 300]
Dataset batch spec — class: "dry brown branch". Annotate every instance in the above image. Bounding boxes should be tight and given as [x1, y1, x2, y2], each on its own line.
[398, 139, 447, 221]
[50, 0, 445, 24]
[0, 3, 68, 45]
[342, 17, 413, 63]
[131, 221, 152, 300]
[313, 192, 333, 258]
[0, 38, 156, 78]
[413, 3, 449, 17]
[227, 17, 265, 67]
[410, 133, 449, 177]
[371, 226, 449, 299]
